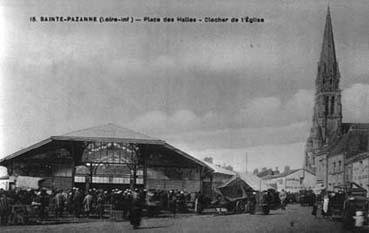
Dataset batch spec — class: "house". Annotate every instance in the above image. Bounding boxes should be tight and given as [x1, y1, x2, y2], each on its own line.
[262, 169, 316, 193]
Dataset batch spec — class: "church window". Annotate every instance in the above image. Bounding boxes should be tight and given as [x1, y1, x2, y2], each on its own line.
[333, 162, 336, 172]
[325, 96, 329, 115]
[330, 96, 335, 114]
[338, 160, 341, 171]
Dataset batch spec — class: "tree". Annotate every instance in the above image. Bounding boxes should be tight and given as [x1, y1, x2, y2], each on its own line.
[253, 168, 259, 175]
[203, 157, 213, 164]
[283, 165, 290, 173]
[223, 165, 234, 171]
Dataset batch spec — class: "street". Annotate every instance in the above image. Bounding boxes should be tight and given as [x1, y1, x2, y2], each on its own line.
[0, 204, 364, 233]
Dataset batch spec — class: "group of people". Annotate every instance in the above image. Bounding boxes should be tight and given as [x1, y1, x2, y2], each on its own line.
[310, 189, 368, 231]
[0, 187, 108, 224]
[311, 190, 346, 218]
[0, 187, 197, 228]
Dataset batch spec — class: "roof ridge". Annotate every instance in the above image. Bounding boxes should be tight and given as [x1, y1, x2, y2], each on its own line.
[58, 123, 159, 140]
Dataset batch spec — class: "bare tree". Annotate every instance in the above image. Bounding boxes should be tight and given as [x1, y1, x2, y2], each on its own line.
[203, 156, 214, 164]
[223, 165, 234, 171]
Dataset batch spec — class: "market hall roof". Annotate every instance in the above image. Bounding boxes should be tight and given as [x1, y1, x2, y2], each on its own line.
[203, 161, 237, 176]
[0, 123, 213, 170]
[51, 123, 164, 144]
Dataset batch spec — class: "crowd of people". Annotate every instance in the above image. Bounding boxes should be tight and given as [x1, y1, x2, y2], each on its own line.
[0, 187, 198, 227]
[310, 189, 368, 231]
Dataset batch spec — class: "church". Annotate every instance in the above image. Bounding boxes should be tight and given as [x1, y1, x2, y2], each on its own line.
[304, 7, 369, 193]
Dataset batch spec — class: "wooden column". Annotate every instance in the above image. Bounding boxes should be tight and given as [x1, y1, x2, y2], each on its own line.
[143, 145, 148, 188]
[71, 143, 76, 188]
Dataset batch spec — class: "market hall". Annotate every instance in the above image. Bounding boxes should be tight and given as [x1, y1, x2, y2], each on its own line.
[0, 123, 213, 194]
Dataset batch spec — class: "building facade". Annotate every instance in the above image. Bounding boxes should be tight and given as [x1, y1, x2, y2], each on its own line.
[346, 152, 369, 196]
[262, 169, 316, 193]
[327, 153, 344, 189]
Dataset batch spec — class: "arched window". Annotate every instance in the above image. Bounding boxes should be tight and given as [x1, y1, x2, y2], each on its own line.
[81, 142, 139, 164]
[330, 96, 335, 114]
[325, 96, 329, 115]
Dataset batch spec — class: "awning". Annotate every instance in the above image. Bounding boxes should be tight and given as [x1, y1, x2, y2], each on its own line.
[16, 176, 44, 189]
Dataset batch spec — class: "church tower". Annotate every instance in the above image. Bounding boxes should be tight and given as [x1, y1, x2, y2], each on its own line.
[305, 7, 342, 170]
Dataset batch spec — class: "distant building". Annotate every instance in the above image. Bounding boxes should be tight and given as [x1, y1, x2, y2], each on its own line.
[262, 169, 316, 193]
[255, 168, 280, 178]
[304, 7, 369, 191]
[345, 152, 369, 196]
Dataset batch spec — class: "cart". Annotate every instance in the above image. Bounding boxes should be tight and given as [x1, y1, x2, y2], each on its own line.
[213, 174, 278, 215]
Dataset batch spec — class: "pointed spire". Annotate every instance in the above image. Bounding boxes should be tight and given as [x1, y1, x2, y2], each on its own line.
[319, 6, 337, 65]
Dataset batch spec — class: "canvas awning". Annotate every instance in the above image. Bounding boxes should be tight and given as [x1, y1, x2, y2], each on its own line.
[216, 173, 274, 201]
[16, 176, 44, 189]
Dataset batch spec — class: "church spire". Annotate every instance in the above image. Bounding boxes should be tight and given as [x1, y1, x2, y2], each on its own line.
[316, 6, 340, 93]
[319, 6, 337, 67]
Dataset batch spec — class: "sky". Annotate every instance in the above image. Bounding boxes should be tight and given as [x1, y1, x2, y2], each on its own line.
[0, 0, 368, 174]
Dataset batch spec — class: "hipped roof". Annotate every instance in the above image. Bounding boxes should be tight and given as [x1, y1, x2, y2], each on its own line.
[0, 123, 212, 170]
[52, 123, 164, 144]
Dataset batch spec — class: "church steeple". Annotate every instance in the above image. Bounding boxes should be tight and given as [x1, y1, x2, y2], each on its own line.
[320, 6, 336, 65]
[316, 6, 340, 93]
[305, 7, 343, 171]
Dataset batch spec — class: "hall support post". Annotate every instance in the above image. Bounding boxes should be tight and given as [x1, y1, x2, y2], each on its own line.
[88, 162, 93, 191]
[200, 166, 204, 194]
[210, 173, 213, 197]
[143, 145, 148, 188]
[71, 143, 76, 189]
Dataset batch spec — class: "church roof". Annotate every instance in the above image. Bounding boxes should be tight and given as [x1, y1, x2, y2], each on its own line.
[329, 124, 369, 158]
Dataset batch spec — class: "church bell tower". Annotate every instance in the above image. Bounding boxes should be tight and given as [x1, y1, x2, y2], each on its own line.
[305, 7, 342, 170]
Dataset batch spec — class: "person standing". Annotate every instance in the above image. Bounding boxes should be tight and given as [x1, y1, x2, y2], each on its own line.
[73, 188, 83, 218]
[83, 191, 93, 218]
[279, 189, 287, 210]
[322, 192, 329, 218]
[129, 189, 143, 229]
[39, 188, 49, 219]
[169, 190, 177, 217]
[0, 190, 10, 225]
[311, 193, 318, 218]
[96, 192, 105, 219]
[54, 190, 66, 218]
